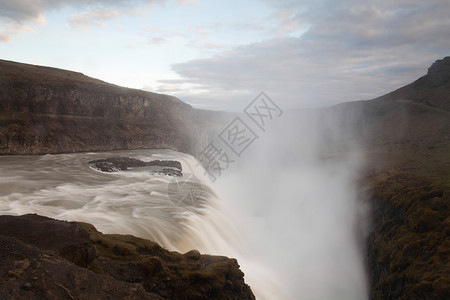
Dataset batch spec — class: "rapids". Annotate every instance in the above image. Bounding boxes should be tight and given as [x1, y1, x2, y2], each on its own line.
[0, 144, 367, 299]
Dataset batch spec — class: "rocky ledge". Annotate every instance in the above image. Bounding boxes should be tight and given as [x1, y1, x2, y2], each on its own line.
[0, 214, 255, 300]
[89, 157, 183, 177]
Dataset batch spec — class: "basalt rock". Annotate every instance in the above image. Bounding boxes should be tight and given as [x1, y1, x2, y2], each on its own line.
[0, 214, 97, 268]
[89, 157, 183, 176]
[0, 214, 255, 300]
[0, 235, 160, 299]
[156, 168, 183, 177]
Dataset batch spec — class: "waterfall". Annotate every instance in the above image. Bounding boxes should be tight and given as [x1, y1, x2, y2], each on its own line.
[0, 115, 368, 300]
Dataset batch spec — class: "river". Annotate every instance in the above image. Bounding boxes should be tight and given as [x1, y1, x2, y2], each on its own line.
[0, 136, 368, 299]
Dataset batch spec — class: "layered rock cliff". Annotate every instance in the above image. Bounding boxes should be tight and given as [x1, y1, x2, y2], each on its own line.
[0, 59, 207, 155]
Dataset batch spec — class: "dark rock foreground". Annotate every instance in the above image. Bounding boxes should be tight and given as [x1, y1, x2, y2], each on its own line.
[0, 214, 255, 300]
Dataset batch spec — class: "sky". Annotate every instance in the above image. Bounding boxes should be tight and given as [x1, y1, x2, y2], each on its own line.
[0, 0, 449, 112]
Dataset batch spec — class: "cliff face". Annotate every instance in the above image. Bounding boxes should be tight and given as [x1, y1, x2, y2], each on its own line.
[355, 58, 450, 299]
[303, 57, 450, 299]
[0, 59, 206, 155]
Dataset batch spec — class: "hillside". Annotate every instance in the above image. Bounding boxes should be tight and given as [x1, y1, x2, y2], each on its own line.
[347, 57, 450, 299]
[375, 57, 450, 111]
[326, 57, 450, 186]
[0, 59, 207, 155]
[288, 57, 449, 299]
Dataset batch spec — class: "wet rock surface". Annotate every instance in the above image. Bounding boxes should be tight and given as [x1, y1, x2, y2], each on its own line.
[0, 214, 255, 300]
[89, 157, 183, 176]
[0, 235, 159, 299]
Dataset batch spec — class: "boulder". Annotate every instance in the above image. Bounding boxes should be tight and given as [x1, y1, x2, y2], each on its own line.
[89, 157, 183, 177]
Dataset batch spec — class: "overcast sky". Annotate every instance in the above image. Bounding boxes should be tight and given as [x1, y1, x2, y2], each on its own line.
[1, 0, 449, 111]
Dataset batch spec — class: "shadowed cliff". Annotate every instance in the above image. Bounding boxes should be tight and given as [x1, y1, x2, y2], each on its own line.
[339, 57, 450, 299]
[285, 57, 449, 299]
[360, 58, 450, 300]
[0, 59, 208, 155]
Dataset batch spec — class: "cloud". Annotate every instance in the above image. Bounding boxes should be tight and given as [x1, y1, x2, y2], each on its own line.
[68, 8, 120, 30]
[174, 0, 197, 5]
[150, 36, 167, 44]
[190, 26, 209, 37]
[0, 33, 10, 42]
[0, 0, 113, 22]
[269, 9, 306, 38]
[188, 40, 226, 50]
[0, 0, 193, 24]
[0, 0, 43, 20]
[157, 83, 185, 93]
[141, 26, 186, 45]
[142, 25, 160, 34]
[0, 0, 181, 40]
[160, 0, 450, 111]
[0, 14, 46, 43]
[182, 21, 266, 53]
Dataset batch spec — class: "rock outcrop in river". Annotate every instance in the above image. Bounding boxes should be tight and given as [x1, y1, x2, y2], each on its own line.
[89, 157, 183, 176]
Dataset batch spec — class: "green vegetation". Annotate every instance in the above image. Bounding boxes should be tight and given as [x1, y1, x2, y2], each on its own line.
[366, 171, 449, 299]
[77, 222, 254, 299]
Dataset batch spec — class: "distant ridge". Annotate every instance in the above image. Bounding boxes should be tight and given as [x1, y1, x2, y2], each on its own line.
[374, 56, 450, 111]
[321, 56, 450, 154]
[0, 59, 208, 155]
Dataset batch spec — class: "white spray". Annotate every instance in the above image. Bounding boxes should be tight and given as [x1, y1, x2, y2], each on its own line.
[0, 108, 368, 299]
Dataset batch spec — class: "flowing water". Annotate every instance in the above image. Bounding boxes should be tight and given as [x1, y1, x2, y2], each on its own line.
[0, 125, 368, 300]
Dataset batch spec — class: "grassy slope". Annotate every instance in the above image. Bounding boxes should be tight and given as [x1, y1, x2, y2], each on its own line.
[356, 58, 450, 299]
